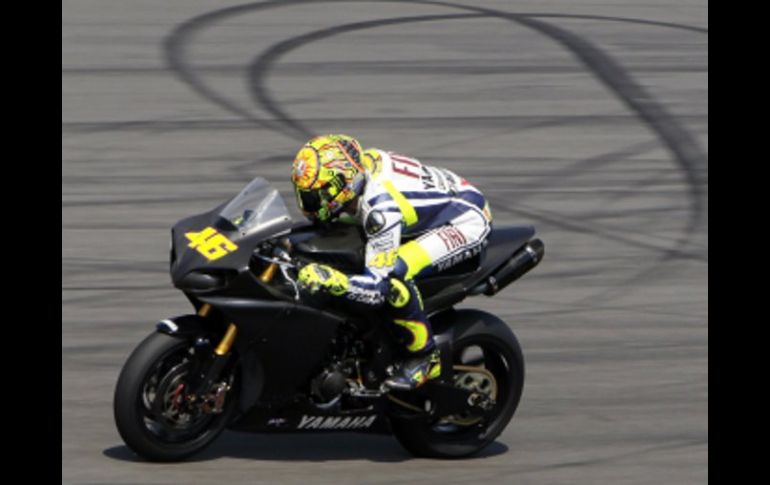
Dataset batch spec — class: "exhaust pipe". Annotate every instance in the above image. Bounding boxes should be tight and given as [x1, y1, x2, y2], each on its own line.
[481, 239, 544, 296]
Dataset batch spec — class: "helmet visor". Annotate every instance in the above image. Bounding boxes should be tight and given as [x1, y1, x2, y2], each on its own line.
[297, 187, 322, 213]
[296, 174, 348, 214]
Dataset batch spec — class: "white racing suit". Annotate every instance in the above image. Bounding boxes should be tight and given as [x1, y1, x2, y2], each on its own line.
[341, 149, 492, 356]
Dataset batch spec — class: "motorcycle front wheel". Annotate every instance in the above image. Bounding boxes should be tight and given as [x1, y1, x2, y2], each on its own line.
[113, 331, 238, 462]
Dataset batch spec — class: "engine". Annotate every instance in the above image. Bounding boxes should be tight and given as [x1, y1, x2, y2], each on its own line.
[309, 363, 349, 403]
[308, 328, 381, 405]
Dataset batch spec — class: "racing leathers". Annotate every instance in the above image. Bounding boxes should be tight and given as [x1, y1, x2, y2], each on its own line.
[299, 149, 492, 388]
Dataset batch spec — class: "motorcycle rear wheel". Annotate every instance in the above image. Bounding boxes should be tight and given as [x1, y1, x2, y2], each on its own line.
[390, 311, 524, 458]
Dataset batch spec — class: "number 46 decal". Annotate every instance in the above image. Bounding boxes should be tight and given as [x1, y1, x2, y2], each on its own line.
[185, 227, 238, 261]
[370, 249, 397, 268]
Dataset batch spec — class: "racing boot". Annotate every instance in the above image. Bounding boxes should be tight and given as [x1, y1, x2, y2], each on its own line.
[383, 347, 441, 391]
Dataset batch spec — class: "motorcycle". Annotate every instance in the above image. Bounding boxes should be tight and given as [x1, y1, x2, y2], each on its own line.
[113, 177, 544, 461]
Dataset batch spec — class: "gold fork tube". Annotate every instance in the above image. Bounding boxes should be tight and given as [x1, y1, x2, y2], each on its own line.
[260, 262, 278, 283]
[215, 323, 237, 356]
[198, 304, 212, 317]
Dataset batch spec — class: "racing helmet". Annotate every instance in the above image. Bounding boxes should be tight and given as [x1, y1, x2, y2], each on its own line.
[291, 134, 365, 222]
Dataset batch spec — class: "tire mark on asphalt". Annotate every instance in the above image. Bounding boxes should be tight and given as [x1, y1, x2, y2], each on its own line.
[64, 61, 708, 77]
[247, 12, 486, 139]
[501, 139, 664, 199]
[62, 114, 705, 134]
[446, 4, 708, 302]
[519, 13, 707, 35]
[485, 198, 707, 263]
[494, 12, 707, 301]
[162, 1, 306, 132]
[163, 0, 706, 135]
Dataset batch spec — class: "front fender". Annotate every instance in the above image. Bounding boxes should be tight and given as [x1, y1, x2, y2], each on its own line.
[156, 314, 210, 337]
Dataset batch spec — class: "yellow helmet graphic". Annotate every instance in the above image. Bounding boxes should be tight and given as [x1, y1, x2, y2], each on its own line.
[291, 134, 365, 221]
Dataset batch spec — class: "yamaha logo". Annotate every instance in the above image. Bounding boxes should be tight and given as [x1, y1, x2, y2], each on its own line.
[297, 414, 377, 430]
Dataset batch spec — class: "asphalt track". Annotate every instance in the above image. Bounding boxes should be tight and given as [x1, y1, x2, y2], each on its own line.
[62, 1, 708, 483]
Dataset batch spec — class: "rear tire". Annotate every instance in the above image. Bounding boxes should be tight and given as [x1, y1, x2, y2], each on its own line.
[390, 310, 524, 458]
[113, 332, 238, 462]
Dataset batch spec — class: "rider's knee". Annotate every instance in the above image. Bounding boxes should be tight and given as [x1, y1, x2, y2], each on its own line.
[387, 277, 411, 309]
[386, 277, 423, 311]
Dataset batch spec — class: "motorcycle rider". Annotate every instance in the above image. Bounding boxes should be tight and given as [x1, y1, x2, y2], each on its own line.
[293, 134, 492, 390]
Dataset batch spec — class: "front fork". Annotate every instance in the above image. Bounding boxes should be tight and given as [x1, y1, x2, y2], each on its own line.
[189, 304, 237, 408]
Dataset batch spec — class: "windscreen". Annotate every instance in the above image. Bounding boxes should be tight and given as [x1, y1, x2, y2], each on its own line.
[218, 177, 293, 237]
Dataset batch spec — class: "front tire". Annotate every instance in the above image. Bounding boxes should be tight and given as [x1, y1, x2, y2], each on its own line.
[389, 310, 525, 458]
[113, 332, 238, 462]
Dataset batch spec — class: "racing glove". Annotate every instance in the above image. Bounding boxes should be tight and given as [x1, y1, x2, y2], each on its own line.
[297, 263, 349, 296]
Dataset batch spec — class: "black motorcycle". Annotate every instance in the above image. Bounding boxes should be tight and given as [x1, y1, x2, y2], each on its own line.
[114, 177, 544, 461]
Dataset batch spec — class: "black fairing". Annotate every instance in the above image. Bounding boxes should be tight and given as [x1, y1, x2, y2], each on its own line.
[194, 297, 345, 401]
[170, 204, 294, 297]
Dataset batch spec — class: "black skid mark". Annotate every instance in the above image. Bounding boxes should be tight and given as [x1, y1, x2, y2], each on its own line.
[163, 0, 308, 138]
[485, 197, 707, 264]
[245, 12, 485, 140]
[164, 0, 707, 137]
[517, 13, 707, 35]
[494, 13, 707, 303]
[505, 13, 707, 232]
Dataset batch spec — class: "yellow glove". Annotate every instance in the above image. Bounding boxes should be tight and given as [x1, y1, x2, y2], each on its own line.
[297, 263, 349, 296]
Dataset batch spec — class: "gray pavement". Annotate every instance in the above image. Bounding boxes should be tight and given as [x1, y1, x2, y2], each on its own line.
[62, 0, 708, 483]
